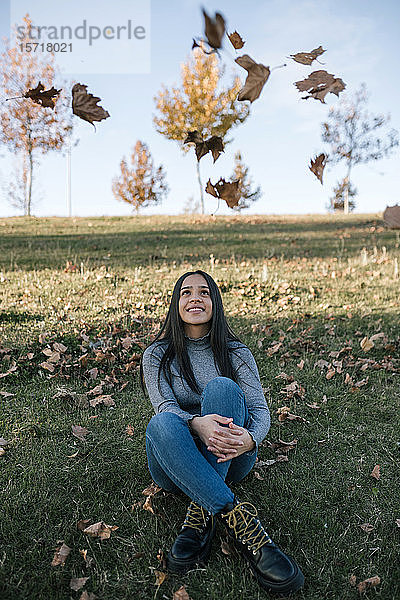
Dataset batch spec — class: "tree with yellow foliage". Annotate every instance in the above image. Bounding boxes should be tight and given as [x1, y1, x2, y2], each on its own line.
[0, 15, 73, 216]
[112, 141, 168, 214]
[153, 47, 249, 213]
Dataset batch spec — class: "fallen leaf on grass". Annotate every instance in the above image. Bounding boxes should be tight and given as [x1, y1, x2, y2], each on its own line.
[360, 337, 374, 352]
[126, 425, 135, 436]
[306, 402, 320, 409]
[143, 496, 156, 514]
[297, 359, 305, 369]
[0, 448, 6, 457]
[0, 362, 18, 378]
[357, 575, 380, 593]
[40, 361, 55, 372]
[220, 539, 235, 556]
[88, 394, 115, 408]
[79, 592, 97, 600]
[77, 519, 92, 531]
[142, 482, 162, 496]
[72, 425, 89, 442]
[370, 465, 380, 480]
[83, 521, 118, 540]
[359, 523, 374, 533]
[277, 406, 309, 423]
[0, 391, 14, 397]
[51, 542, 71, 566]
[87, 384, 104, 396]
[395, 519, 400, 528]
[349, 574, 357, 587]
[70, 577, 89, 591]
[267, 439, 298, 454]
[79, 549, 94, 568]
[154, 570, 168, 586]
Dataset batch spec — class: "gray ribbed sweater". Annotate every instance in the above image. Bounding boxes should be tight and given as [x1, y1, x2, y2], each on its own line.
[141, 331, 270, 451]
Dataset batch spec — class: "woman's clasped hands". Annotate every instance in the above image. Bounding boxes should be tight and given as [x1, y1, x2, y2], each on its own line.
[189, 414, 255, 463]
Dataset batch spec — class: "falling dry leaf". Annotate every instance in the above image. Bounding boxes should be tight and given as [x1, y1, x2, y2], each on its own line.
[357, 575, 380, 593]
[70, 577, 89, 591]
[72, 83, 110, 126]
[295, 70, 346, 103]
[184, 131, 224, 162]
[205, 178, 241, 208]
[72, 425, 89, 442]
[82, 521, 118, 540]
[202, 9, 225, 49]
[228, 31, 245, 49]
[370, 465, 380, 480]
[51, 542, 71, 566]
[235, 54, 270, 103]
[309, 153, 327, 184]
[289, 46, 325, 65]
[24, 81, 61, 109]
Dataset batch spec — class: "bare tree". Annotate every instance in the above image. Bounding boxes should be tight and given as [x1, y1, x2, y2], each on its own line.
[321, 83, 399, 213]
[112, 140, 168, 213]
[153, 47, 249, 214]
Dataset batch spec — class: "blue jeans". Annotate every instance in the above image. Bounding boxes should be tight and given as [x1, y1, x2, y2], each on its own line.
[145, 376, 257, 515]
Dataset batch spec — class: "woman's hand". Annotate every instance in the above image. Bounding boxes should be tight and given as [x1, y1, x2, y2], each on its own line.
[190, 415, 255, 462]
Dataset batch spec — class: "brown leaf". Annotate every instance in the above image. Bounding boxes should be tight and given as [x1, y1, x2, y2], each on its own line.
[77, 519, 92, 531]
[370, 465, 380, 480]
[205, 178, 241, 208]
[295, 70, 346, 103]
[184, 132, 224, 163]
[297, 359, 305, 369]
[359, 523, 374, 533]
[173, 584, 191, 600]
[24, 81, 61, 109]
[235, 54, 270, 103]
[88, 394, 115, 408]
[51, 542, 71, 566]
[70, 577, 89, 591]
[87, 368, 98, 379]
[142, 482, 162, 496]
[326, 368, 335, 380]
[79, 592, 97, 600]
[154, 570, 168, 586]
[72, 83, 110, 126]
[395, 519, 400, 528]
[289, 46, 325, 65]
[53, 342, 67, 353]
[357, 575, 380, 593]
[383, 204, 400, 229]
[40, 361, 55, 373]
[126, 425, 135, 436]
[309, 153, 327, 184]
[267, 438, 298, 454]
[72, 425, 89, 442]
[360, 336, 374, 352]
[143, 496, 155, 514]
[121, 336, 133, 350]
[82, 521, 118, 540]
[349, 574, 357, 587]
[228, 31, 245, 49]
[202, 9, 225, 49]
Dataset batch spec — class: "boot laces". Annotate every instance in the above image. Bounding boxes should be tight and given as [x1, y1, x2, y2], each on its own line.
[221, 501, 272, 554]
[182, 501, 210, 533]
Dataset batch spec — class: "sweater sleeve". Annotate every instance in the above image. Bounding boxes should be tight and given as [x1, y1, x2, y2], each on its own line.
[230, 345, 271, 454]
[142, 343, 201, 423]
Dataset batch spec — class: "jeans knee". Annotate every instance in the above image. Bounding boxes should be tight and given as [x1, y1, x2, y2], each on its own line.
[146, 411, 184, 441]
[203, 376, 244, 398]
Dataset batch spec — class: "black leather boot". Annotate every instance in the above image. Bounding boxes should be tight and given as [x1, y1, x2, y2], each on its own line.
[219, 497, 304, 595]
[166, 501, 217, 574]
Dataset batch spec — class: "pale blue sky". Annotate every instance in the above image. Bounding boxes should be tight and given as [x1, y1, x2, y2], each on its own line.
[0, 0, 399, 217]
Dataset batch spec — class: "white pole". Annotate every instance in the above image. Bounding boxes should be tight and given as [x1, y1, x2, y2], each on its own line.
[67, 138, 72, 217]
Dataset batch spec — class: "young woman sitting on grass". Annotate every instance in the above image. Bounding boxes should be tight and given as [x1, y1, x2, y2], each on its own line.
[139, 269, 304, 595]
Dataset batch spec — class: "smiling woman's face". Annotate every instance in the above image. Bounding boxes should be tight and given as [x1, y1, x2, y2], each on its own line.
[178, 273, 213, 338]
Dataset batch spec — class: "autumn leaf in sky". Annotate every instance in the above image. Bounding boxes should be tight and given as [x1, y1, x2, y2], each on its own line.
[24, 81, 61, 109]
[184, 131, 224, 162]
[205, 178, 241, 208]
[295, 70, 346, 103]
[72, 83, 110, 127]
[235, 55, 270, 103]
[202, 9, 225, 49]
[289, 46, 325, 65]
[228, 31, 245, 49]
[309, 153, 327, 184]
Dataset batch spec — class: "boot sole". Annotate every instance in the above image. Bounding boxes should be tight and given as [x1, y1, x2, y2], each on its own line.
[166, 523, 216, 575]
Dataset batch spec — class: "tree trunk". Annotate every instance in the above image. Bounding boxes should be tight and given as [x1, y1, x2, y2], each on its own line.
[196, 161, 205, 215]
[344, 166, 352, 215]
[26, 149, 33, 216]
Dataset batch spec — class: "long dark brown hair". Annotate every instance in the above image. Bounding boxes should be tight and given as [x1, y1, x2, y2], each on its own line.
[139, 269, 256, 397]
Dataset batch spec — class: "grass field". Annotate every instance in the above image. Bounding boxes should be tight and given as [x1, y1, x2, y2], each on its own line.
[1, 213, 399, 600]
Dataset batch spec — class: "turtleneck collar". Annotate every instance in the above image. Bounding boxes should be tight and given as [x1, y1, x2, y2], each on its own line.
[184, 330, 211, 348]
